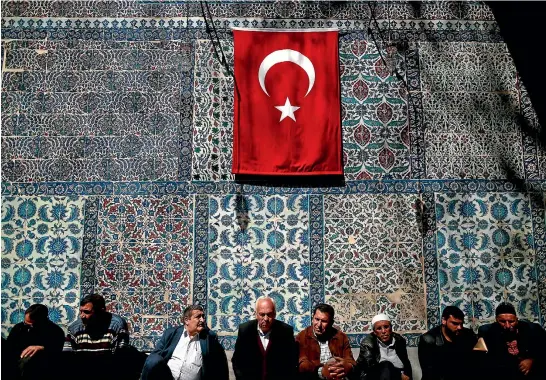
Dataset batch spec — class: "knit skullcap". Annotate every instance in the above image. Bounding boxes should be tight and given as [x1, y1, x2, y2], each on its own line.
[371, 313, 391, 328]
[495, 302, 516, 317]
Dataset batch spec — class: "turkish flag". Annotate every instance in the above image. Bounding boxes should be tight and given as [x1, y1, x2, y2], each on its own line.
[232, 29, 342, 175]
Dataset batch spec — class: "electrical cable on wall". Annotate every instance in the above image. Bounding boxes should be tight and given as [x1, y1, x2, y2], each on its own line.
[368, 1, 426, 234]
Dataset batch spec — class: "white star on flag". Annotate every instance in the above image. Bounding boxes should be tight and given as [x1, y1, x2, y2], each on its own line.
[275, 97, 300, 122]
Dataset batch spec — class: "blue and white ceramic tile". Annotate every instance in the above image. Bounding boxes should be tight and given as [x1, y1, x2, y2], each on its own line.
[1, 196, 84, 335]
[420, 42, 524, 180]
[1, 0, 546, 347]
[208, 194, 310, 333]
[436, 192, 539, 327]
[323, 194, 426, 333]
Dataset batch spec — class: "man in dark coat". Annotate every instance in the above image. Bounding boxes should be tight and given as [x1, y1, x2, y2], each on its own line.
[232, 296, 298, 380]
[4, 304, 65, 380]
[478, 302, 546, 380]
[356, 314, 412, 380]
[418, 306, 478, 380]
[141, 305, 228, 380]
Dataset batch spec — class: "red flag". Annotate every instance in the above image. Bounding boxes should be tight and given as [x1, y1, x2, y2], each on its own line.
[232, 29, 342, 175]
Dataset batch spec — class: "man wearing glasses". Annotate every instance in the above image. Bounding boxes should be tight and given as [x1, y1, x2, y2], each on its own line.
[141, 305, 229, 380]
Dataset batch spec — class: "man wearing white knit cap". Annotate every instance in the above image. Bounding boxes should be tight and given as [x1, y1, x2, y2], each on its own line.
[355, 313, 412, 380]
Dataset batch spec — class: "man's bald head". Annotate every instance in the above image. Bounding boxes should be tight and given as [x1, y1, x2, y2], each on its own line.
[256, 296, 276, 311]
[256, 296, 276, 333]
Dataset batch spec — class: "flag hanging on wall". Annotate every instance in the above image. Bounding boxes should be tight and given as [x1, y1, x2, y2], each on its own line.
[232, 28, 342, 175]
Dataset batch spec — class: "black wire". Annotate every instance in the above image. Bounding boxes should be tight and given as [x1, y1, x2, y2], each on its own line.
[367, 1, 425, 210]
[368, 1, 411, 97]
[199, 0, 232, 77]
[198, 0, 244, 188]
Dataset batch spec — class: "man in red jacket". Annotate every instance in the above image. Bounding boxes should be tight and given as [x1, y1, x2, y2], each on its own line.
[296, 303, 356, 379]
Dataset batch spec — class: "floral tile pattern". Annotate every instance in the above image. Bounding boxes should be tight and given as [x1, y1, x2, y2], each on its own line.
[323, 194, 426, 333]
[1, 39, 193, 182]
[1, 0, 546, 350]
[93, 196, 194, 350]
[435, 192, 539, 327]
[1, 196, 84, 337]
[207, 195, 311, 333]
[419, 42, 524, 180]
[340, 38, 411, 179]
[191, 40, 234, 181]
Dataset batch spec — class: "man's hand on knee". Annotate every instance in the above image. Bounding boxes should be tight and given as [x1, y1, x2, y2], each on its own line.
[20, 345, 44, 358]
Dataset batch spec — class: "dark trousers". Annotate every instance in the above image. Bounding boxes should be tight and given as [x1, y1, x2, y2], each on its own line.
[141, 353, 174, 380]
[1, 339, 57, 380]
[370, 362, 405, 380]
[489, 364, 545, 380]
[62, 346, 146, 380]
[3, 354, 57, 380]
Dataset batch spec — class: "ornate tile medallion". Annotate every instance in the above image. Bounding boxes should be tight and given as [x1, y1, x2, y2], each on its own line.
[1, 196, 84, 336]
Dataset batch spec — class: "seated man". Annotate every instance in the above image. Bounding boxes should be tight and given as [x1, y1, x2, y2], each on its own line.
[296, 303, 356, 379]
[418, 306, 477, 380]
[5, 304, 65, 379]
[232, 296, 298, 380]
[356, 314, 412, 380]
[479, 302, 546, 380]
[65, 294, 133, 380]
[141, 305, 228, 380]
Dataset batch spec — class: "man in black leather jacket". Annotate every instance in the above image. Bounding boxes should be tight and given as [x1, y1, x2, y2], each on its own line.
[418, 306, 477, 380]
[479, 302, 546, 380]
[356, 314, 412, 380]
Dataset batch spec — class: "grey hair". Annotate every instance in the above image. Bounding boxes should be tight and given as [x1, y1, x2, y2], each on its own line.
[255, 296, 276, 311]
[183, 304, 204, 320]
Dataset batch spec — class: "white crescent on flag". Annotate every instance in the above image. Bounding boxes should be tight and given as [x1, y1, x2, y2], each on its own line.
[257, 49, 316, 97]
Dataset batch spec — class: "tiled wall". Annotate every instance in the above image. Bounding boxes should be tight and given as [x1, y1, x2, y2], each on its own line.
[1, 1, 545, 351]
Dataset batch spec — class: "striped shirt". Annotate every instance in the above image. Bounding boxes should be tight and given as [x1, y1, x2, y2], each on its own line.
[65, 313, 129, 354]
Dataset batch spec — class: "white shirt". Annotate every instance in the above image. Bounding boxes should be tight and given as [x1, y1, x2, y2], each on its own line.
[257, 325, 271, 350]
[167, 330, 203, 380]
[317, 339, 332, 379]
[377, 338, 404, 369]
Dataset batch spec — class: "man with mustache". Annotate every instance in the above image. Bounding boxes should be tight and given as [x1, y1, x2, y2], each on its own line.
[65, 294, 133, 380]
[296, 303, 356, 379]
[356, 314, 412, 380]
[232, 296, 298, 380]
[141, 305, 228, 380]
[66, 294, 129, 354]
[418, 306, 478, 380]
[479, 302, 546, 380]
